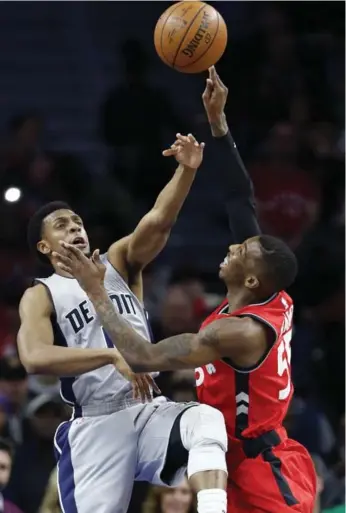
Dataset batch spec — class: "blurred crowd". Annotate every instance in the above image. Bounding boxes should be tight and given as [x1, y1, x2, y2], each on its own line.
[0, 2, 343, 513]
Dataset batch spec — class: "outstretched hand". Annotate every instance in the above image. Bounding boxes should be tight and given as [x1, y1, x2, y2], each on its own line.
[53, 243, 105, 294]
[202, 66, 228, 123]
[162, 133, 205, 170]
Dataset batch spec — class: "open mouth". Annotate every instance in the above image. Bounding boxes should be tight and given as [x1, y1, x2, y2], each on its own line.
[71, 236, 86, 247]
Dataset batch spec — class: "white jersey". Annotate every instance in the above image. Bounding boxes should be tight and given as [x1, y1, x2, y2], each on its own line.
[36, 254, 154, 408]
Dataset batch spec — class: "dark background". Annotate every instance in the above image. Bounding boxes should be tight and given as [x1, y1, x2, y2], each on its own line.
[0, 2, 343, 513]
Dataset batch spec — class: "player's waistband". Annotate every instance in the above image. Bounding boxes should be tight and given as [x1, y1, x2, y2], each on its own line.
[241, 426, 287, 459]
[71, 396, 147, 418]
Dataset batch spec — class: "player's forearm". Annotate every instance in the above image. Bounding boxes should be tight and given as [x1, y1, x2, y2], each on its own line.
[209, 115, 254, 197]
[88, 287, 202, 372]
[151, 163, 197, 227]
[21, 344, 114, 376]
[209, 115, 261, 241]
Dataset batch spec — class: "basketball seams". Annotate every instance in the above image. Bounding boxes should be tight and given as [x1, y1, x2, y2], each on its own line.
[159, 2, 188, 66]
[177, 11, 222, 70]
[171, 4, 206, 68]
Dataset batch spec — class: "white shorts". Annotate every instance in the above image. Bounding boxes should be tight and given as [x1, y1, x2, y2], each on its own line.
[54, 398, 197, 513]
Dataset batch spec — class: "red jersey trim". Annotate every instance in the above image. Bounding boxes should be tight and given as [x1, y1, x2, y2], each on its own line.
[222, 312, 278, 374]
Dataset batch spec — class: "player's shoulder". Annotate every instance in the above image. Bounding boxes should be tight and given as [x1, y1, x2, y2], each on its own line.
[19, 283, 53, 317]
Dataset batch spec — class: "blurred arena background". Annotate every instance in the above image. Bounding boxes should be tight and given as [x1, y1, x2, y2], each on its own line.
[0, 2, 343, 513]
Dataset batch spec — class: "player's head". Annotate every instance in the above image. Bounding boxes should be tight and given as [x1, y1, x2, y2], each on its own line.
[219, 235, 298, 295]
[27, 201, 90, 265]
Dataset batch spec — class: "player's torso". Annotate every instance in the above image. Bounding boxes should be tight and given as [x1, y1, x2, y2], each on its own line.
[37, 254, 153, 407]
[195, 292, 294, 441]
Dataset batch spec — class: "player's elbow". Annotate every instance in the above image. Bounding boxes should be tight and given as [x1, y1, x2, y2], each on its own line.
[19, 353, 40, 374]
[18, 344, 46, 374]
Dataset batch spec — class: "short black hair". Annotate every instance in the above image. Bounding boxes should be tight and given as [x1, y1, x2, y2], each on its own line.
[0, 437, 14, 460]
[258, 235, 298, 291]
[27, 201, 71, 263]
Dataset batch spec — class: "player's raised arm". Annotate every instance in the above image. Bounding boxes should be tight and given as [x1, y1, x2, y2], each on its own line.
[107, 135, 204, 292]
[203, 66, 261, 242]
[18, 284, 133, 377]
[55, 244, 266, 372]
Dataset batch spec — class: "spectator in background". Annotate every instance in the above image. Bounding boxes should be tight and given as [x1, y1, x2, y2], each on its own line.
[169, 370, 196, 404]
[141, 478, 196, 513]
[0, 438, 24, 513]
[38, 467, 61, 513]
[5, 394, 67, 513]
[250, 122, 321, 248]
[0, 113, 43, 179]
[151, 284, 199, 342]
[0, 356, 28, 445]
[311, 452, 346, 513]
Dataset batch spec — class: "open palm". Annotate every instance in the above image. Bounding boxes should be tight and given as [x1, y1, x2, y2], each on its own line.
[162, 133, 205, 170]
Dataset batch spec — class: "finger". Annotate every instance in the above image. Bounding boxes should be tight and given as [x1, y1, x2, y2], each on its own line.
[91, 249, 101, 265]
[202, 78, 213, 101]
[162, 148, 178, 157]
[51, 252, 73, 265]
[135, 376, 145, 403]
[138, 376, 151, 403]
[199, 142, 205, 150]
[56, 262, 72, 274]
[150, 378, 161, 395]
[60, 241, 85, 261]
[187, 133, 197, 144]
[216, 72, 228, 92]
[209, 65, 217, 83]
[132, 381, 139, 400]
[144, 374, 160, 393]
[143, 375, 154, 402]
[176, 133, 190, 144]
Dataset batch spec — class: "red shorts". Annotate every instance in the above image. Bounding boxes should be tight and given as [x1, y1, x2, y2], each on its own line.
[227, 438, 317, 513]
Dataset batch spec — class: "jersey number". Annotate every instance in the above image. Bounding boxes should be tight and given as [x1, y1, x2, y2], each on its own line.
[277, 330, 292, 400]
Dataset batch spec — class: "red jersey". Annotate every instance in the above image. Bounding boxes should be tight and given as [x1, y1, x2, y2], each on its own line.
[195, 291, 294, 442]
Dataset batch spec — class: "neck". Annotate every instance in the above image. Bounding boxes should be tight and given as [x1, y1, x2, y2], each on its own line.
[225, 285, 256, 313]
[226, 284, 274, 313]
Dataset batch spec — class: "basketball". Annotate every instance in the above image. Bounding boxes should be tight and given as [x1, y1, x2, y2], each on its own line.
[154, 1, 227, 74]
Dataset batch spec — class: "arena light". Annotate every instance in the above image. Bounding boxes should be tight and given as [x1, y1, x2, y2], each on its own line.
[4, 187, 21, 203]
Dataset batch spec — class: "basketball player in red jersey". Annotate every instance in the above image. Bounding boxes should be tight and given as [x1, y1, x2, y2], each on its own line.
[55, 67, 317, 513]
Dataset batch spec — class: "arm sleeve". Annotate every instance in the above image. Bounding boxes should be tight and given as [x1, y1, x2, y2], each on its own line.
[211, 130, 261, 242]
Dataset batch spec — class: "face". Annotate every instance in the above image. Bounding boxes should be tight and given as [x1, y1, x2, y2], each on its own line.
[0, 450, 11, 490]
[38, 209, 90, 262]
[160, 479, 193, 513]
[219, 236, 263, 289]
[30, 404, 64, 440]
[0, 378, 28, 409]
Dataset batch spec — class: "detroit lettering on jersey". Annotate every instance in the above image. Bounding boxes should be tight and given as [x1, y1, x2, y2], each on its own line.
[35, 254, 155, 408]
[66, 293, 138, 335]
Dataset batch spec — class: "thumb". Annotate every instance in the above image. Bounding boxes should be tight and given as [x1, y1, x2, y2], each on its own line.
[92, 249, 101, 265]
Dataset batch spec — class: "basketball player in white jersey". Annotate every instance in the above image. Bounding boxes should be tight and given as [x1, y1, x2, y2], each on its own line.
[17, 135, 228, 513]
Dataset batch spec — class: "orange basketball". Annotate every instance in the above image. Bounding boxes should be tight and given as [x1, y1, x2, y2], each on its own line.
[154, 1, 227, 74]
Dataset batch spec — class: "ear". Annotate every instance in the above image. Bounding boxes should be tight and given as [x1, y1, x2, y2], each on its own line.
[37, 240, 51, 256]
[245, 275, 259, 290]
